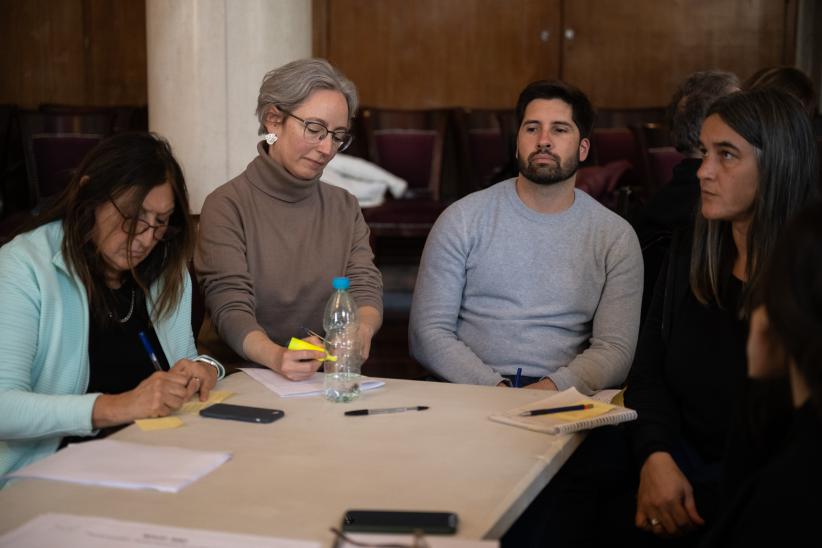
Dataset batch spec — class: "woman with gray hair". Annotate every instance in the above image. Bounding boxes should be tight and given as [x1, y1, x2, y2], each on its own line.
[195, 58, 382, 381]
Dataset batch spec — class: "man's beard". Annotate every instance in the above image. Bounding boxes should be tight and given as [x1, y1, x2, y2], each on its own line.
[518, 149, 579, 186]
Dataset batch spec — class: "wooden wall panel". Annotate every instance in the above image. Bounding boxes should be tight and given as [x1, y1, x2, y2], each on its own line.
[0, 0, 147, 108]
[84, 0, 147, 106]
[0, 0, 87, 107]
[562, 0, 792, 108]
[321, 0, 561, 109]
[317, 0, 797, 111]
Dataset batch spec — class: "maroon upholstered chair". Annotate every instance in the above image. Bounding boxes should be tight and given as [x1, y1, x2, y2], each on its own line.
[647, 147, 685, 189]
[373, 129, 441, 199]
[30, 135, 103, 202]
[359, 109, 450, 257]
[19, 111, 113, 211]
[591, 128, 643, 171]
[453, 108, 518, 195]
[575, 159, 634, 207]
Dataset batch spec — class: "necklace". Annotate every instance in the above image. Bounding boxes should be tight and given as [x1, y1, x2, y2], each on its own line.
[110, 289, 135, 323]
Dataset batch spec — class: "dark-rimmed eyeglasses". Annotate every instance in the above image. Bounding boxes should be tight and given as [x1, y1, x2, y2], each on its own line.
[281, 109, 353, 152]
[109, 198, 180, 242]
[329, 527, 429, 548]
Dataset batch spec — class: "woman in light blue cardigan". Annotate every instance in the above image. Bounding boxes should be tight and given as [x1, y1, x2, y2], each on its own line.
[0, 133, 224, 485]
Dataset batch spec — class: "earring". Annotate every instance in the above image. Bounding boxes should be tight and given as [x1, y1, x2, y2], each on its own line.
[265, 133, 278, 145]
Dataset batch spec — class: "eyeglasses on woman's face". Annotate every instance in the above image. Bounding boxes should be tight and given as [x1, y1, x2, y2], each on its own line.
[280, 108, 353, 152]
[109, 198, 180, 241]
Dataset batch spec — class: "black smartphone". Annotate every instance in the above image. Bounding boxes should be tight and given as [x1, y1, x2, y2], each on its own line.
[342, 510, 458, 534]
[199, 403, 284, 424]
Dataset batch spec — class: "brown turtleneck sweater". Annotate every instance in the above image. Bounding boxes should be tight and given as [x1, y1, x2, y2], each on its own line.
[195, 142, 383, 358]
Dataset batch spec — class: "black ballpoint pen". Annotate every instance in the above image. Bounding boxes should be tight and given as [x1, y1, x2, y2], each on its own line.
[519, 403, 594, 416]
[345, 406, 429, 416]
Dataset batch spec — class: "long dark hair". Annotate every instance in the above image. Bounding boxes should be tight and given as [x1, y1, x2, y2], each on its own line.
[690, 88, 819, 316]
[27, 132, 194, 324]
[762, 202, 822, 416]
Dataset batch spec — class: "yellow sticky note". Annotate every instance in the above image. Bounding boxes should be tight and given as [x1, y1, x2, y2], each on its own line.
[553, 400, 615, 421]
[179, 390, 233, 415]
[135, 416, 184, 431]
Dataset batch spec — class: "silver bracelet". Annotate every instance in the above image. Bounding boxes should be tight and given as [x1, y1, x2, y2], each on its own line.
[193, 355, 226, 379]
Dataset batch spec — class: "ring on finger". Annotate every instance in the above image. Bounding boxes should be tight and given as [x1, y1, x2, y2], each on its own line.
[649, 518, 660, 527]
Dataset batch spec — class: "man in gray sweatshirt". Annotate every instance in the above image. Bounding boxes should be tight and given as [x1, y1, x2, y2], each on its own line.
[409, 80, 642, 394]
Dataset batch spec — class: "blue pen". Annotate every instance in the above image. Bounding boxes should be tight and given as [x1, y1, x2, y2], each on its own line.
[514, 367, 522, 388]
[138, 331, 163, 372]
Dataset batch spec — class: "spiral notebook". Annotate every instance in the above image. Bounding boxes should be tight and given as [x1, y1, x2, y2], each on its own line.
[489, 387, 637, 435]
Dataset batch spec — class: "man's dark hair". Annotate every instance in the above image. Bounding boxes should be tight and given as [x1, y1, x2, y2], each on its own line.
[515, 80, 595, 139]
[666, 70, 739, 154]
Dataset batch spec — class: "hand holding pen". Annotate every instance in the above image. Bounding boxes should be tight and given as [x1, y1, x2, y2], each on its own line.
[138, 331, 216, 401]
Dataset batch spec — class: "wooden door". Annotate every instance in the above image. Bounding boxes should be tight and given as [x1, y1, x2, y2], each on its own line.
[561, 0, 796, 108]
[315, 0, 562, 109]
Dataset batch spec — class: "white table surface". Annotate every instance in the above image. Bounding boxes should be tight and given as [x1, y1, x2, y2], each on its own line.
[0, 371, 583, 545]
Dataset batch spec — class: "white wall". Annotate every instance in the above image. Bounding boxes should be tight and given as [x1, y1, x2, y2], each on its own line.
[146, 0, 312, 213]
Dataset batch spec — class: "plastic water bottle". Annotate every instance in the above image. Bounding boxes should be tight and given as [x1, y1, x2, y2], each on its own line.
[323, 277, 362, 402]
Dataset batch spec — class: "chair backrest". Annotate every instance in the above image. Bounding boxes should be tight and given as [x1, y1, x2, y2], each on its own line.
[634, 122, 671, 149]
[453, 108, 518, 195]
[19, 111, 113, 209]
[0, 104, 15, 218]
[31, 134, 103, 202]
[575, 160, 633, 201]
[591, 128, 642, 167]
[361, 108, 448, 201]
[647, 147, 685, 189]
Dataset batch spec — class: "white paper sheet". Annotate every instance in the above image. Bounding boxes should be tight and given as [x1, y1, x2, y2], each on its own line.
[240, 368, 385, 398]
[0, 513, 320, 548]
[5, 439, 230, 493]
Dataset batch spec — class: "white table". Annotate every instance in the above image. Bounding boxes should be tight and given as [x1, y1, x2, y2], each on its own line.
[0, 372, 583, 545]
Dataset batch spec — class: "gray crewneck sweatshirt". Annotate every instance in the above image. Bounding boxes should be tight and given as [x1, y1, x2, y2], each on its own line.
[409, 180, 642, 394]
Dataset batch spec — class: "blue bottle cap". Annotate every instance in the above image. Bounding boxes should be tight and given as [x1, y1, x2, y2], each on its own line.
[332, 277, 350, 290]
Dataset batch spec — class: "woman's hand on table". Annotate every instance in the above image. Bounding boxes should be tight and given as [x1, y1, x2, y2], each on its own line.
[170, 358, 219, 401]
[635, 451, 704, 537]
[92, 370, 197, 427]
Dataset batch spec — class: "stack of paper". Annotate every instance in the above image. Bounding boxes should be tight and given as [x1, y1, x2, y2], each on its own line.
[240, 368, 385, 398]
[0, 513, 320, 548]
[5, 439, 230, 493]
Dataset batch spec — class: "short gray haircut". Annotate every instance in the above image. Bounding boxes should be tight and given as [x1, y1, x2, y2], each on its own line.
[255, 58, 359, 135]
[666, 70, 739, 153]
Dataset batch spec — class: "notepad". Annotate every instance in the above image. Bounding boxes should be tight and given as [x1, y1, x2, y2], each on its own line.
[179, 390, 234, 414]
[489, 387, 637, 435]
[240, 368, 385, 398]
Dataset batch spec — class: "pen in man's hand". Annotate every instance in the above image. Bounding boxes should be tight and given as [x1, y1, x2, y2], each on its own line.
[301, 326, 327, 343]
[345, 406, 429, 416]
[519, 403, 594, 416]
[137, 331, 163, 372]
[513, 368, 522, 388]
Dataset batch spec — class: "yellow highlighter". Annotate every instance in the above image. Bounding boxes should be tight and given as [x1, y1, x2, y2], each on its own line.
[287, 337, 337, 362]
